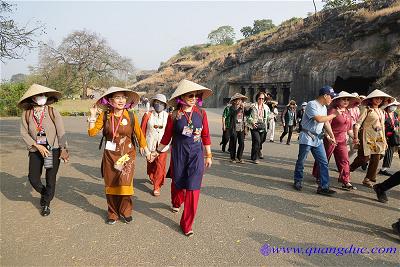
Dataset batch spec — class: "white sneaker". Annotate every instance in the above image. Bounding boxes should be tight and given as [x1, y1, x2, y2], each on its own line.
[171, 206, 180, 213]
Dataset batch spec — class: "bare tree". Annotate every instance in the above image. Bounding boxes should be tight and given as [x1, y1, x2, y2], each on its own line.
[36, 30, 134, 98]
[0, 1, 45, 62]
[313, 0, 317, 15]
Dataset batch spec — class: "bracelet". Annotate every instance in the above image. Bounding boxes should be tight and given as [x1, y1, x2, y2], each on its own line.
[156, 148, 163, 154]
[204, 153, 212, 158]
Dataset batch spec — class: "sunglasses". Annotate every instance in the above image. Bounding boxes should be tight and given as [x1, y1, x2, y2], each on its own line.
[185, 93, 202, 99]
[258, 98, 265, 100]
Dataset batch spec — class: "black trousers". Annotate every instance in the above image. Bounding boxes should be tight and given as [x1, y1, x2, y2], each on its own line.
[229, 131, 245, 160]
[220, 129, 230, 151]
[28, 149, 60, 206]
[382, 145, 396, 168]
[377, 171, 400, 192]
[280, 125, 294, 143]
[251, 129, 266, 161]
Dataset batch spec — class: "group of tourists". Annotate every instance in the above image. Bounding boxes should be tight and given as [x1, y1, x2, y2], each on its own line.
[18, 79, 212, 237]
[17, 79, 399, 236]
[221, 86, 399, 199]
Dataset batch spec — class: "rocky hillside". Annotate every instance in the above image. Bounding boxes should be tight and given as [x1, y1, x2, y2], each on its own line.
[132, 0, 400, 107]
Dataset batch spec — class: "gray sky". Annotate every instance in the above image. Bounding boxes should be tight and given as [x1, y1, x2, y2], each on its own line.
[0, 0, 324, 80]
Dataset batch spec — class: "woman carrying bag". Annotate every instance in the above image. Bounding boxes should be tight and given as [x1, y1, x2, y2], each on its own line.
[88, 87, 150, 224]
[19, 84, 69, 216]
[350, 89, 395, 188]
[247, 92, 270, 164]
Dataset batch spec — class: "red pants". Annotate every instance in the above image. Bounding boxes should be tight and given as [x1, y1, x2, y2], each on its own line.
[171, 182, 200, 233]
[106, 194, 132, 220]
[147, 152, 167, 191]
[313, 139, 351, 184]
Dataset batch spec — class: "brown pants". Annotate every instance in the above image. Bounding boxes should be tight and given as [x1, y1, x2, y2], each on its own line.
[350, 145, 382, 182]
[106, 194, 132, 220]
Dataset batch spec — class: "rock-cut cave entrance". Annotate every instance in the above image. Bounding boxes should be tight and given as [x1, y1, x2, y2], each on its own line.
[333, 76, 377, 96]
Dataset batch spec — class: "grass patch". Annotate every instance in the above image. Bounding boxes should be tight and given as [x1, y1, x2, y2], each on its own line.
[52, 99, 94, 114]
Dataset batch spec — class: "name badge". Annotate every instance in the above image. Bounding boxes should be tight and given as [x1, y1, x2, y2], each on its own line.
[36, 135, 47, 145]
[182, 125, 193, 137]
[105, 141, 116, 151]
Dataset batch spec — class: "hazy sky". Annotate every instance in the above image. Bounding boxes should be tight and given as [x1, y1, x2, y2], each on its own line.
[0, 0, 324, 80]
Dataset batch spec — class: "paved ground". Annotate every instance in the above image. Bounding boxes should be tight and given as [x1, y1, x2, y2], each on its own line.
[1, 108, 399, 266]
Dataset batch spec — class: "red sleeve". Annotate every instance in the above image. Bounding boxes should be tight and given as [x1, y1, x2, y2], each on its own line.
[201, 110, 211, 145]
[140, 112, 150, 135]
[160, 114, 174, 146]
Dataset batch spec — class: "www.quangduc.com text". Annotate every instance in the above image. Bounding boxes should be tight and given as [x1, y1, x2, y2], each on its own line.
[260, 244, 398, 257]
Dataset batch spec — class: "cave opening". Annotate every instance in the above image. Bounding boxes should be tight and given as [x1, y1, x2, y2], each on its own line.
[333, 76, 377, 96]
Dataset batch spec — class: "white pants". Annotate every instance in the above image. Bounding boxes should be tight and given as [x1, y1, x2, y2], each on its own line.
[267, 119, 276, 141]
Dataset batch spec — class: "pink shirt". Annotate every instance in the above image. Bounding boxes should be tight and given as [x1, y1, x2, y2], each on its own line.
[348, 106, 360, 126]
[328, 108, 352, 143]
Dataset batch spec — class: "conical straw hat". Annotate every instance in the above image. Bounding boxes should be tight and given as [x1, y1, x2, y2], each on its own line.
[230, 93, 247, 103]
[17, 84, 62, 109]
[382, 99, 399, 110]
[361, 89, 394, 106]
[167, 79, 213, 107]
[96, 86, 140, 110]
[332, 91, 360, 107]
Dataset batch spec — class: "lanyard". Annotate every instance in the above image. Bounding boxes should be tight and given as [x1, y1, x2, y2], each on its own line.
[181, 107, 194, 126]
[111, 111, 124, 141]
[32, 108, 45, 132]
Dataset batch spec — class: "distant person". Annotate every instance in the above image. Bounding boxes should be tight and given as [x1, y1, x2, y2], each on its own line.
[248, 92, 270, 163]
[227, 93, 247, 163]
[19, 84, 69, 216]
[267, 100, 279, 142]
[280, 100, 297, 145]
[88, 87, 150, 224]
[293, 86, 338, 196]
[220, 102, 232, 152]
[379, 100, 399, 176]
[297, 102, 307, 134]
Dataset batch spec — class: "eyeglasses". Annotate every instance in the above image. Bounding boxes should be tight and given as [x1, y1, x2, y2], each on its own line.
[111, 96, 128, 101]
[186, 93, 202, 99]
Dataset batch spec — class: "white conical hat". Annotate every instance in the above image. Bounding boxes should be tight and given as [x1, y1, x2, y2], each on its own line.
[96, 86, 140, 110]
[382, 99, 399, 110]
[167, 79, 213, 107]
[150, 94, 167, 105]
[332, 91, 360, 107]
[361, 89, 394, 106]
[230, 93, 247, 103]
[17, 84, 62, 109]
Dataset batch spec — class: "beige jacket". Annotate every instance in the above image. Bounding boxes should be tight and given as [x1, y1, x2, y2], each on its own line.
[20, 106, 67, 152]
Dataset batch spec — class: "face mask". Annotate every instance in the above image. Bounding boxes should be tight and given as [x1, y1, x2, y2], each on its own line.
[389, 106, 397, 112]
[34, 95, 47, 106]
[154, 103, 165, 113]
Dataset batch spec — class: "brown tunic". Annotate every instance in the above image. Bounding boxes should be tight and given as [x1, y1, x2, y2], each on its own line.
[88, 110, 147, 195]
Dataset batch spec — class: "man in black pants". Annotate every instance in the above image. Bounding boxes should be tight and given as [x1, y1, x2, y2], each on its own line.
[373, 171, 400, 236]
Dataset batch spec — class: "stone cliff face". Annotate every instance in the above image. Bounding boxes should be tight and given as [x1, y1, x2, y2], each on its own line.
[132, 0, 400, 107]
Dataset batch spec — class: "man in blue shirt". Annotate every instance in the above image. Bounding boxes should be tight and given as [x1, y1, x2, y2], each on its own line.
[293, 86, 340, 196]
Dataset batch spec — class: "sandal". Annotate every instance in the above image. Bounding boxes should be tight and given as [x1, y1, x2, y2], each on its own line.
[342, 183, 357, 190]
[362, 179, 374, 188]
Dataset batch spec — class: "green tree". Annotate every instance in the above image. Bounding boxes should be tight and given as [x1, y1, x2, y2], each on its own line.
[240, 26, 253, 38]
[207, 25, 235, 45]
[252, 19, 275, 35]
[322, 0, 361, 9]
[0, 1, 44, 62]
[0, 81, 27, 116]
